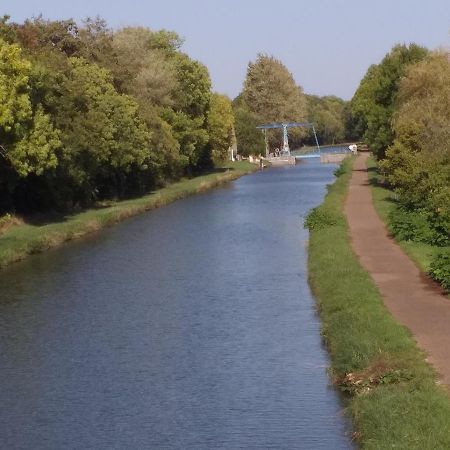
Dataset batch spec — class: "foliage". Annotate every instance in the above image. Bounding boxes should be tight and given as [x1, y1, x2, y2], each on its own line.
[233, 108, 265, 157]
[9, 106, 60, 176]
[388, 207, 450, 246]
[428, 250, 450, 292]
[241, 54, 307, 150]
[207, 93, 234, 162]
[305, 94, 347, 145]
[0, 15, 217, 213]
[0, 38, 32, 142]
[112, 27, 179, 105]
[304, 204, 344, 231]
[350, 44, 428, 158]
[0, 38, 62, 180]
[243, 53, 306, 122]
[381, 52, 450, 242]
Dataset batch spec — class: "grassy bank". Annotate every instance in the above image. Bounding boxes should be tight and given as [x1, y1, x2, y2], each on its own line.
[306, 157, 450, 448]
[0, 161, 257, 269]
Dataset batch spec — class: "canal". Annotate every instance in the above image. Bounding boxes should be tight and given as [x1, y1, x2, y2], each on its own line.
[0, 160, 351, 449]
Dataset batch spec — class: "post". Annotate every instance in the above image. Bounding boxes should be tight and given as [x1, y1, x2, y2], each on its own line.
[282, 124, 290, 155]
[312, 125, 320, 153]
[264, 129, 269, 158]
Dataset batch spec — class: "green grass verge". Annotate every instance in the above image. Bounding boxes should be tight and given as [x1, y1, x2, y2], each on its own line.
[0, 161, 257, 269]
[307, 157, 450, 448]
[367, 157, 441, 272]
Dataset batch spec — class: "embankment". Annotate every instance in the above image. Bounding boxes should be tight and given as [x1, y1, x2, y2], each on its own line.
[306, 157, 450, 448]
[0, 162, 257, 269]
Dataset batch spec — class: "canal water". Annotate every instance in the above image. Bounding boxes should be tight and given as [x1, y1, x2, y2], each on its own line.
[0, 160, 352, 449]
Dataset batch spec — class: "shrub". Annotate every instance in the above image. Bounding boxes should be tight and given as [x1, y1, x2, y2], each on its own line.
[304, 205, 344, 231]
[388, 207, 448, 246]
[428, 249, 450, 292]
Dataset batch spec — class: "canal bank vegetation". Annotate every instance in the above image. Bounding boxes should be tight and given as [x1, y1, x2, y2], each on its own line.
[0, 15, 238, 215]
[0, 160, 256, 268]
[0, 15, 351, 218]
[349, 45, 450, 292]
[0, 14, 352, 267]
[368, 157, 449, 290]
[306, 157, 450, 448]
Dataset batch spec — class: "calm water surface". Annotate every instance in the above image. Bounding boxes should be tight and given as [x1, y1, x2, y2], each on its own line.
[0, 160, 352, 449]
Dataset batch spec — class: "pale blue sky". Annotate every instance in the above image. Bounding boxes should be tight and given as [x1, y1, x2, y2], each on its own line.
[2, 0, 449, 100]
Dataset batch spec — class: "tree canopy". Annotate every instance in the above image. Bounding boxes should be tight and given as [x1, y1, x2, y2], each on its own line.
[350, 43, 428, 158]
[208, 93, 235, 162]
[0, 16, 218, 212]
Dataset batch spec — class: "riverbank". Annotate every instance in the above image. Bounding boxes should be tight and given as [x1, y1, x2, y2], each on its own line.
[0, 161, 257, 269]
[306, 156, 450, 448]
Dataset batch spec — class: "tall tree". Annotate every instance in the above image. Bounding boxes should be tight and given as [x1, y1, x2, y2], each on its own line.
[381, 52, 450, 229]
[207, 93, 234, 162]
[350, 43, 428, 158]
[242, 54, 306, 123]
[0, 38, 60, 176]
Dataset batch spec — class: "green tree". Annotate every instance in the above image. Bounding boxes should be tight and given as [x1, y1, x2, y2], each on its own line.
[306, 95, 347, 145]
[232, 95, 265, 156]
[351, 43, 428, 158]
[381, 52, 450, 231]
[243, 54, 306, 123]
[52, 57, 152, 200]
[207, 93, 234, 161]
[112, 27, 179, 104]
[0, 38, 61, 176]
[161, 53, 212, 172]
[9, 106, 60, 177]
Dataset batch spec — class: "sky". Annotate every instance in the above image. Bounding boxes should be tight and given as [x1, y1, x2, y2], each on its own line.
[2, 0, 449, 100]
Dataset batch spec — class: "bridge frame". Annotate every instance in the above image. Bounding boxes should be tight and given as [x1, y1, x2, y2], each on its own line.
[256, 122, 320, 157]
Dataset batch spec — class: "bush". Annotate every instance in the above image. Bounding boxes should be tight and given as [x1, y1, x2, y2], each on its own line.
[389, 207, 448, 246]
[304, 205, 344, 231]
[428, 249, 450, 292]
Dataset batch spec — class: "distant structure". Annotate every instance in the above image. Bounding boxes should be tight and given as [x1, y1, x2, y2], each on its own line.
[256, 122, 320, 157]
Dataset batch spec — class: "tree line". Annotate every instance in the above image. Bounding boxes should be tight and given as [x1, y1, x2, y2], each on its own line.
[0, 15, 360, 215]
[0, 15, 237, 213]
[232, 54, 353, 155]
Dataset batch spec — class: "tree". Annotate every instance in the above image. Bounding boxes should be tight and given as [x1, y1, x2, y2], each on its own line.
[306, 95, 347, 145]
[232, 95, 265, 156]
[207, 93, 234, 161]
[9, 107, 60, 177]
[351, 43, 428, 158]
[0, 38, 60, 176]
[243, 54, 306, 123]
[161, 53, 212, 172]
[240, 54, 307, 151]
[51, 57, 152, 201]
[112, 27, 179, 103]
[0, 39, 32, 139]
[14, 16, 81, 56]
[381, 52, 450, 231]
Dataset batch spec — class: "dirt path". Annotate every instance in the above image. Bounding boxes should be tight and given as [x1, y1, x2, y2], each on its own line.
[345, 152, 450, 385]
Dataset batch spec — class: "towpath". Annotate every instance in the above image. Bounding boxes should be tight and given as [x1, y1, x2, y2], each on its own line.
[345, 152, 450, 386]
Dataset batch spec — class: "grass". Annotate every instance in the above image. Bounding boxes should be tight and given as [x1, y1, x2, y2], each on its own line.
[0, 161, 257, 269]
[367, 157, 441, 272]
[306, 157, 450, 448]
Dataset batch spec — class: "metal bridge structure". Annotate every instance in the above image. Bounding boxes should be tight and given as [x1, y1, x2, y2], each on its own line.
[256, 122, 320, 157]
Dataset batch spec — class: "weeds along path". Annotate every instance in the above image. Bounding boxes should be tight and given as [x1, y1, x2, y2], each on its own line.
[345, 152, 450, 386]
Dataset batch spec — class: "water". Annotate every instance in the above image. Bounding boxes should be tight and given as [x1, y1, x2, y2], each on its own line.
[0, 160, 352, 449]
